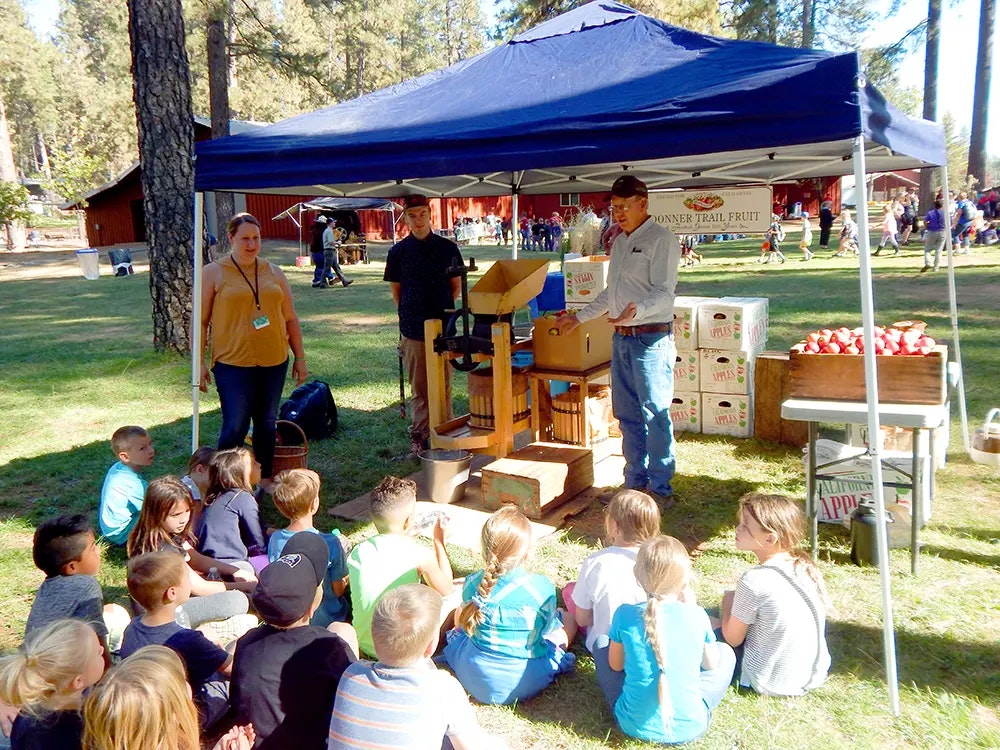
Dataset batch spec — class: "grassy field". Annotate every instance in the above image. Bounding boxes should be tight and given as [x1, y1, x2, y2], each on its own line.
[0, 234, 998, 749]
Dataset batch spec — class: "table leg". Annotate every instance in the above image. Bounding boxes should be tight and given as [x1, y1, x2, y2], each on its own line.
[911, 428, 922, 575]
[808, 421, 818, 561]
[928, 425, 937, 517]
[579, 380, 590, 448]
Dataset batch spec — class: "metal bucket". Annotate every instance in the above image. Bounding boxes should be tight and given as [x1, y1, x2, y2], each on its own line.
[419, 449, 473, 504]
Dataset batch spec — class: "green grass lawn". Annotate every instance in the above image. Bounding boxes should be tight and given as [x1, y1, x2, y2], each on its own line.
[0, 235, 998, 749]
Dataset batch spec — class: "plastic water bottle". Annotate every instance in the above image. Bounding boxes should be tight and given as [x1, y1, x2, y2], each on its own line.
[175, 606, 192, 628]
[207, 566, 222, 582]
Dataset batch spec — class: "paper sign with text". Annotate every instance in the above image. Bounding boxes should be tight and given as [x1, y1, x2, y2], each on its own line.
[648, 187, 773, 233]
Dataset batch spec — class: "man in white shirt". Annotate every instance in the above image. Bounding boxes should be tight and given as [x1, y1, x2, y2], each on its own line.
[556, 176, 681, 507]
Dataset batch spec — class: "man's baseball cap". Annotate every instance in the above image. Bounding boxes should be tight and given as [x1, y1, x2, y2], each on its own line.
[316, 216, 328, 224]
[403, 194, 430, 210]
[610, 175, 648, 198]
[251, 532, 329, 627]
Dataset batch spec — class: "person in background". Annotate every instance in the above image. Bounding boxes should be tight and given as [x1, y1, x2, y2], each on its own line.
[555, 176, 680, 509]
[309, 216, 334, 288]
[818, 194, 834, 248]
[384, 195, 463, 457]
[799, 211, 814, 260]
[872, 204, 900, 256]
[198, 213, 308, 494]
[952, 191, 977, 254]
[921, 199, 947, 273]
[833, 210, 858, 257]
[321, 218, 353, 288]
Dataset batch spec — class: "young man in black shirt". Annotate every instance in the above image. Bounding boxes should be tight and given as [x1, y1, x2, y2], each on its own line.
[384, 195, 463, 457]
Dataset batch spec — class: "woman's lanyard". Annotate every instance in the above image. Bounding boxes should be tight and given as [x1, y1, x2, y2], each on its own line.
[231, 254, 260, 310]
[231, 255, 270, 329]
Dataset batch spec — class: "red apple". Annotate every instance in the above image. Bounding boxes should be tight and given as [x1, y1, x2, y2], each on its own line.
[820, 328, 833, 338]
[874, 340, 886, 354]
[824, 342, 842, 354]
[922, 337, 936, 348]
[917, 346, 934, 355]
[805, 341, 821, 353]
[844, 344, 860, 355]
[807, 332, 820, 344]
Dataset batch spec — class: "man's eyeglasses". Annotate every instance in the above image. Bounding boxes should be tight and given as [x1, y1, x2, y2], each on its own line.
[610, 199, 640, 214]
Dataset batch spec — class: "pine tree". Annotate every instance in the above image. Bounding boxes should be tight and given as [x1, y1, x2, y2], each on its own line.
[126, 0, 196, 353]
[966, 0, 994, 189]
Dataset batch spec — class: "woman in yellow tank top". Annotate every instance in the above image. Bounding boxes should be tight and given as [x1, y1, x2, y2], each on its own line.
[197, 213, 307, 492]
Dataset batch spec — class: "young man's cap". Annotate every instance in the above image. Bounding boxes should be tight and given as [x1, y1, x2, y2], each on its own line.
[403, 194, 430, 210]
[316, 216, 329, 224]
[610, 175, 648, 198]
[801, 211, 809, 218]
[250, 532, 329, 626]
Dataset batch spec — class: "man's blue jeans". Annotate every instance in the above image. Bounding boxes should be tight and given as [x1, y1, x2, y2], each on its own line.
[311, 250, 332, 284]
[213, 359, 288, 479]
[611, 331, 676, 496]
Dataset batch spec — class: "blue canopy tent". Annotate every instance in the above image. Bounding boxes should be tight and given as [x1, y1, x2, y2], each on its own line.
[192, 2, 962, 713]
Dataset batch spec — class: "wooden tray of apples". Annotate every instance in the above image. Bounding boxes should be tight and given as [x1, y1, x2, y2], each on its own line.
[788, 323, 947, 405]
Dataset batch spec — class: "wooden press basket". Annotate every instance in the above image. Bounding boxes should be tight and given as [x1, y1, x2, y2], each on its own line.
[272, 420, 308, 474]
[971, 408, 1000, 468]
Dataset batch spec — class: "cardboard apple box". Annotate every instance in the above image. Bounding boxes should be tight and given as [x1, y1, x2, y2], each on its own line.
[533, 316, 613, 372]
[670, 392, 701, 433]
[701, 393, 754, 438]
[673, 296, 715, 351]
[699, 349, 756, 395]
[672, 350, 700, 390]
[812, 454, 931, 523]
[564, 256, 611, 304]
[697, 296, 769, 351]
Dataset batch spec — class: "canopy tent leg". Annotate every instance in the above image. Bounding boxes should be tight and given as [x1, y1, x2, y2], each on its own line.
[511, 190, 519, 260]
[938, 168, 970, 452]
[853, 135, 900, 716]
[191, 192, 205, 452]
[298, 203, 303, 257]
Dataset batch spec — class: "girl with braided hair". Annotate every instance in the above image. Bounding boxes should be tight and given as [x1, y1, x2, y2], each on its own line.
[608, 536, 734, 745]
[443, 506, 575, 704]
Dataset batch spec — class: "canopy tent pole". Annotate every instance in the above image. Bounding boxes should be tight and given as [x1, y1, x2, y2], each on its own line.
[191, 192, 205, 452]
[938, 168, 970, 452]
[852, 135, 900, 716]
[512, 190, 519, 260]
[298, 203, 304, 257]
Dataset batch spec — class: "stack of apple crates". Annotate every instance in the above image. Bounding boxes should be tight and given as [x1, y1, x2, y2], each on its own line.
[670, 297, 769, 437]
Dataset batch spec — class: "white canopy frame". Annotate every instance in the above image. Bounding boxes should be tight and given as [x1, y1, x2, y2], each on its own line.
[189, 117, 967, 721]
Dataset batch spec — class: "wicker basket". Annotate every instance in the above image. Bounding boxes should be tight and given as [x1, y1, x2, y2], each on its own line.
[272, 420, 308, 474]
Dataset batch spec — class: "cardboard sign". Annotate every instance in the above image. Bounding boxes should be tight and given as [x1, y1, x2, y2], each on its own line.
[648, 187, 773, 233]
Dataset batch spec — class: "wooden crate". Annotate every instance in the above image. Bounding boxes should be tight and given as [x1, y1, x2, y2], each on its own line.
[754, 351, 809, 446]
[788, 344, 947, 405]
[481, 442, 594, 519]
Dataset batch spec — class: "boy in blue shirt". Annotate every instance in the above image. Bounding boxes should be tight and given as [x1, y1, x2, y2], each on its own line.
[268, 468, 350, 627]
[98, 425, 155, 545]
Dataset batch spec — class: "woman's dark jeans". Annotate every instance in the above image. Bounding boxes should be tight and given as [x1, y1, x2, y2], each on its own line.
[213, 359, 288, 478]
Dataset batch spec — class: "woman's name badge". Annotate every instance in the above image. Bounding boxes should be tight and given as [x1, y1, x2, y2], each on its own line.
[252, 314, 270, 330]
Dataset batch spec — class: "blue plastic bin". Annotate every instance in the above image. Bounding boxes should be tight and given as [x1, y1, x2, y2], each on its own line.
[534, 272, 565, 312]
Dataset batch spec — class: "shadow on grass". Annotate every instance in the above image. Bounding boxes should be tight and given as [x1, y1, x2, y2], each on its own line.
[829, 620, 1000, 702]
[935, 525, 1000, 544]
[920, 544, 1000, 569]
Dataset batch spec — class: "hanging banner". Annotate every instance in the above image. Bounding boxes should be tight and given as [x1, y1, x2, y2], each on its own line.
[648, 187, 773, 233]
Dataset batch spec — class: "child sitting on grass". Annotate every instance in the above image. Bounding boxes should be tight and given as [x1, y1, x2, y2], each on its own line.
[444, 506, 574, 705]
[717, 493, 830, 697]
[329, 584, 507, 750]
[121, 551, 234, 729]
[231, 533, 356, 749]
[180, 446, 216, 531]
[98, 425, 155, 545]
[269, 469, 350, 627]
[196, 447, 266, 568]
[26, 515, 113, 667]
[0, 619, 106, 750]
[348, 476, 455, 658]
[563, 489, 660, 708]
[127, 476, 255, 630]
[609, 536, 734, 745]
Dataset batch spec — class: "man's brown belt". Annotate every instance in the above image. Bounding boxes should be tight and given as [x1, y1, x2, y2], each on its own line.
[613, 322, 673, 336]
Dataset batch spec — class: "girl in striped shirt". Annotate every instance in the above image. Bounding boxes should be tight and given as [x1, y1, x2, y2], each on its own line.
[443, 507, 574, 704]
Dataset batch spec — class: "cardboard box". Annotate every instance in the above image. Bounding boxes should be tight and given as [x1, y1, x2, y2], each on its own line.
[701, 393, 754, 437]
[700, 348, 756, 395]
[468, 259, 549, 315]
[532, 316, 613, 372]
[788, 344, 947, 405]
[670, 391, 701, 433]
[813, 453, 931, 523]
[564, 256, 611, 303]
[697, 297, 769, 351]
[672, 350, 700, 391]
[673, 296, 714, 350]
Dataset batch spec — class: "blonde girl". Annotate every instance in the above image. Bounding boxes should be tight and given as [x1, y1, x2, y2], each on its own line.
[608, 536, 734, 745]
[563, 489, 660, 708]
[719, 493, 831, 696]
[873, 204, 900, 255]
[82, 646, 254, 750]
[0, 619, 105, 749]
[127, 476, 254, 631]
[443, 507, 575, 704]
[194, 448, 267, 566]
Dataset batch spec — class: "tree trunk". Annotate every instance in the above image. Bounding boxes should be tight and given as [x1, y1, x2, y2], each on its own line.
[208, 10, 235, 258]
[919, 0, 942, 214]
[801, 0, 814, 48]
[127, 0, 195, 353]
[0, 93, 26, 252]
[967, 0, 994, 188]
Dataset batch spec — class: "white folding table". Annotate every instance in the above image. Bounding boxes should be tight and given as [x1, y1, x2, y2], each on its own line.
[781, 398, 948, 574]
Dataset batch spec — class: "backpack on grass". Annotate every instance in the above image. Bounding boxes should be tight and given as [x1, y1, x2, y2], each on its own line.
[279, 380, 338, 439]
